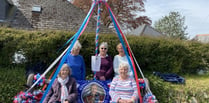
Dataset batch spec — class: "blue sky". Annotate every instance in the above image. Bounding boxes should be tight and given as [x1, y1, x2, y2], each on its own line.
[141, 0, 209, 39]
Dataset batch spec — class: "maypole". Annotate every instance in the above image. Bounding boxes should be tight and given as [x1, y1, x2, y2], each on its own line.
[13, 0, 159, 102]
[39, 0, 145, 102]
[95, 1, 101, 56]
[93, 0, 102, 79]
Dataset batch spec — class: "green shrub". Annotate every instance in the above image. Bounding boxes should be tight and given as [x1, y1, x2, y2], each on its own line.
[0, 67, 25, 103]
[0, 27, 209, 74]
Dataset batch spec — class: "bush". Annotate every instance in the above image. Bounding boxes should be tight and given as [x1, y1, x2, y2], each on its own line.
[1, 27, 209, 73]
[0, 67, 25, 103]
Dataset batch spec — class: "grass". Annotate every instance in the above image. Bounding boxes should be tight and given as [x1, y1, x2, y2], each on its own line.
[168, 74, 209, 102]
[175, 74, 209, 90]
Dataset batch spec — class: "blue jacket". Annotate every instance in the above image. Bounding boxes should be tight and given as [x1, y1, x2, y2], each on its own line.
[65, 54, 86, 80]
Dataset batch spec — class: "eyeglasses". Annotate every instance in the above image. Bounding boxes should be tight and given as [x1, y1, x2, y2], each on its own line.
[101, 48, 107, 50]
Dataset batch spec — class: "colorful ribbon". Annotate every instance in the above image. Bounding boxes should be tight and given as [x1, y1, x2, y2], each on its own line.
[104, 2, 142, 102]
[40, 1, 96, 102]
[95, 2, 101, 55]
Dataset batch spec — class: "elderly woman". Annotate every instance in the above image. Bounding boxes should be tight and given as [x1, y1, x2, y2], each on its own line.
[65, 40, 86, 80]
[109, 63, 138, 103]
[96, 42, 114, 81]
[44, 64, 78, 103]
[113, 43, 133, 77]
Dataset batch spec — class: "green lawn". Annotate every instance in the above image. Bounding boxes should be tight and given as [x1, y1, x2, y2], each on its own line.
[172, 74, 209, 102]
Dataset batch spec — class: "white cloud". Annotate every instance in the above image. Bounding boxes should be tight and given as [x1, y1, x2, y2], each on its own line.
[141, 0, 209, 39]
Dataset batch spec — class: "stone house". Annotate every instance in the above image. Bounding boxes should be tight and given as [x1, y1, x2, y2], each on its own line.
[0, 0, 16, 23]
[0, 0, 112, 33]
[129, 24, 162, 37]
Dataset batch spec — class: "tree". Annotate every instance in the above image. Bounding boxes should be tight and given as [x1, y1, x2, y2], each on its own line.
[154, 11, 188, 40]
[72, 0, 151, 31]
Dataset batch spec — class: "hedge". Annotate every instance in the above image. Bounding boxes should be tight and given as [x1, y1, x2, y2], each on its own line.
[1, 27, 209, 74]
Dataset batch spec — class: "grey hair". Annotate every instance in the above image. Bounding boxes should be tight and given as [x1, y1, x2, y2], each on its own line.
[119, 62, 129, 71]
[99, 42, 108, 49]
[58, 63, 72, 77]
[72, 40, 82, 50]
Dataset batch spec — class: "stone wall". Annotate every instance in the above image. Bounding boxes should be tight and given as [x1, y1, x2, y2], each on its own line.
[1, 0, 113, 33]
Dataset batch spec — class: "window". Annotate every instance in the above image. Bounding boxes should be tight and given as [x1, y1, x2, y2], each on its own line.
[32, 5, 41, 13]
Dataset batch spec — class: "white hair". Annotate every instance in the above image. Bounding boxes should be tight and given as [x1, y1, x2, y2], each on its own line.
[99, 42, 108, 49]
[72, 40, 82, 50]
[119, 62, 129, 71]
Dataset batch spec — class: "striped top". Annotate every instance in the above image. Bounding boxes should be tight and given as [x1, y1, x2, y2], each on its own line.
[109, 76, 138, 103]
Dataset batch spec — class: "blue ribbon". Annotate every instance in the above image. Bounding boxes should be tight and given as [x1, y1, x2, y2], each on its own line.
[40, 2, 96, 102]
[106, 4, 135, 77]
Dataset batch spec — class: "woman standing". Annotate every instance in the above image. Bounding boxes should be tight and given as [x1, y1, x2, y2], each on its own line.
[96, 42, 114, 81]
[109, 63, 138, 103]
[44, 64, 78, 103]
[113, 43, 133, 77]
[65, 40, 86, 80]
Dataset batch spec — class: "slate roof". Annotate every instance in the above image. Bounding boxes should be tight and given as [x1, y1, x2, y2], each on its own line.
[129, 24, 162, 37]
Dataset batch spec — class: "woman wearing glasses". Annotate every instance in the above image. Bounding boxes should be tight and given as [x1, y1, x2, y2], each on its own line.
[96, 42, 114, 81]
